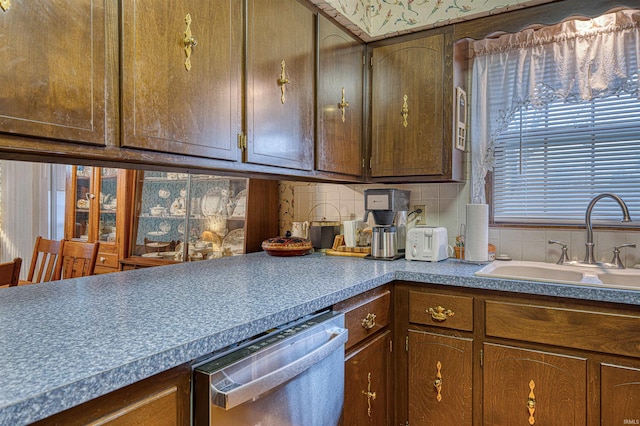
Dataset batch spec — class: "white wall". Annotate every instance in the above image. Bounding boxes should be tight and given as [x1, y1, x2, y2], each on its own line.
[279, 179, 640, 268]
[0, 161, 65, 280]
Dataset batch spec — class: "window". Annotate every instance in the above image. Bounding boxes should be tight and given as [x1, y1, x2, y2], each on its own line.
[470, 9, 640, 226]
[492, 92, 640, 224]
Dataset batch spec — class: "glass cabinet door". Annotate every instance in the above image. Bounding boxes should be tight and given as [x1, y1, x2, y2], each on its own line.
[66, 166, 119, 244]
[69, 165, 93, 241]
[130, 172, 248, 262]
[96, 167, 119, 244]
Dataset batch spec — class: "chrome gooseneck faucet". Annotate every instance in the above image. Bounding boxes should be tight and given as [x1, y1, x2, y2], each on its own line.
[583, 193, 632, 264]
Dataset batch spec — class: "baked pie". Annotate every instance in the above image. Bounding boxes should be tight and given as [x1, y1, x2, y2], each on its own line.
[262, 237, 313, 256]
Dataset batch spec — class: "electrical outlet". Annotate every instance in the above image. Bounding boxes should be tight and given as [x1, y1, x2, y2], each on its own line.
[413, 205, 426, 225]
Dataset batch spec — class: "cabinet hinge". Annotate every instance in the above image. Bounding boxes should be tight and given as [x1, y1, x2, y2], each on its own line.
[480, 349, 484, 367]
[405, 335, 409, 352]
[363, 54, 366, 66]
[389, 340, 393, 353]
[237, 133, 247, 151]
[369, 157, 372, 170]
[370, 56, 373, 67]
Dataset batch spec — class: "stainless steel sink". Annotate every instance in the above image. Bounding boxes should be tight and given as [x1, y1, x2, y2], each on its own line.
[475, 260, 640, 290]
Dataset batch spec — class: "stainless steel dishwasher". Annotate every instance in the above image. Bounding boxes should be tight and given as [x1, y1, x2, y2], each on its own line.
[192, 311, 347, 425]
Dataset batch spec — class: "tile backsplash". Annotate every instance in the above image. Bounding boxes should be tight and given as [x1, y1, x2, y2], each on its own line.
[278, 181, 640, 268]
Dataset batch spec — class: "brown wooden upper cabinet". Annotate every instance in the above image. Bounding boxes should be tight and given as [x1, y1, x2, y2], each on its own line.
[0, 1, 108, 145]
[370, 30, 461, 181]
[121, 0, 242, 161]
[246, 0, 315, 171]
[316, 15, 365, 177]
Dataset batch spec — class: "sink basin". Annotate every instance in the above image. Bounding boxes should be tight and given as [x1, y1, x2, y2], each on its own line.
[475, 260, 640, 290]
[596, 270, 640, 289]
[475, 261, 586, 285]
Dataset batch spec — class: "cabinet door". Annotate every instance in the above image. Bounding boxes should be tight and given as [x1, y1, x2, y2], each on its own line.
[65, 166, 133, 274]
[408, 330, 473, 425]
[0, 0, 107, 145]
[344, 331, 392, 426]
[317, 15, 364, 177]
[601, 363, 640, 425]
[32, 364, 190, 426]
[483, 343, 587, 426]
[371, 35, 446, 178]
[246, 0, 315, 170]
[121, 0, 242, 161]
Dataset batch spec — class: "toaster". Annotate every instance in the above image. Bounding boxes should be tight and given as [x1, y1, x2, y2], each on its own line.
[405, 226, 449, 262]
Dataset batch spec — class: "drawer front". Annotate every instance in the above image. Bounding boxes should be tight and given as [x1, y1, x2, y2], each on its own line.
[409, 291, 473, 331]
[486, 301, 640, 358]
[96, 251, 119, 269]
[337, 289, 391, 350]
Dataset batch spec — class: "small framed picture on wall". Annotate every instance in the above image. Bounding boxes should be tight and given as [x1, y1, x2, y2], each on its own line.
[455, 87, 467, 151]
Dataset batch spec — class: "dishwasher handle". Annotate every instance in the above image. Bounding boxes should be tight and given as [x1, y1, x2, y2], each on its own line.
[211, 326, 348, 410]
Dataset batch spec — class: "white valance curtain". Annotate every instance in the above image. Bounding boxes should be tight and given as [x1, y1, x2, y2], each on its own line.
[470, 9, 640, 202]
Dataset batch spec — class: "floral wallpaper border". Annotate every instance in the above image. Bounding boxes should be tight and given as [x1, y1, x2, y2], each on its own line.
[310, 0, 558, 41]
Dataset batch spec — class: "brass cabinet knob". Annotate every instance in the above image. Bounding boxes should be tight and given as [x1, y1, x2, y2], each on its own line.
[183, 14, 198, 71]
[527, 380, 536, 425]
[361, 312, 376, 330]
[427, 305, 454, 322]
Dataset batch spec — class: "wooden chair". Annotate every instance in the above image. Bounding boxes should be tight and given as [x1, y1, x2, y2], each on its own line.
[54, 240, 99, 280]
[0, 257, 22, 287]
[26, 236, 64, 284]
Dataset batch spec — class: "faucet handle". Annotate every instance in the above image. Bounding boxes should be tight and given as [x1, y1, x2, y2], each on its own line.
[548, 240, 570, 265]
[611, 243, 636, 269]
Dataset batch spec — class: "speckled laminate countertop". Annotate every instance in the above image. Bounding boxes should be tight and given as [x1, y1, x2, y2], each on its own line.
[2, 252, 639, 425]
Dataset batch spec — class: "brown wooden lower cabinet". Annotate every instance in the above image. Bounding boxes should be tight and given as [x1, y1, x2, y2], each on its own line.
[32, 364, 190, 426]
[335, 285, 393, 425]
[396, 282, 640, 426]
[483, 343, 587, 425]
[601, 363, 640, 425]
[407, 330, 473, 425]
[344, 330, 392, 425]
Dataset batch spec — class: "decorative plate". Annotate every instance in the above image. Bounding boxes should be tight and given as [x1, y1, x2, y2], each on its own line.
[159, 221, 171, 233]
[231, 189, 247, 218]
[141, 252, 163, 258]
[201, 188, 225, 216]
[222, 228, 244, 255]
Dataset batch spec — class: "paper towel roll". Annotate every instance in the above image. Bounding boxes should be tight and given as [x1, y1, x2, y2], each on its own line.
[465, 204, 489, 261]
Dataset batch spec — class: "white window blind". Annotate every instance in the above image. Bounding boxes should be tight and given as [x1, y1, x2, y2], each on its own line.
[493, 92, 640, 224]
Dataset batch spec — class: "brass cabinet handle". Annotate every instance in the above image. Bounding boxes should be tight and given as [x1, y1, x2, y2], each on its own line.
[338, 87, 350, 122]
[277, 60, 290, 104]
[183, 14, 198, 71]
[401, 94, 409, 127]
[434, 361, 443, 402]
[361, 312, 376, 330]
[1, 0, 11, 12]
[362, 372, 377, 418]
[427, 305, 455, 322]
[527, 380, 536, 425]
